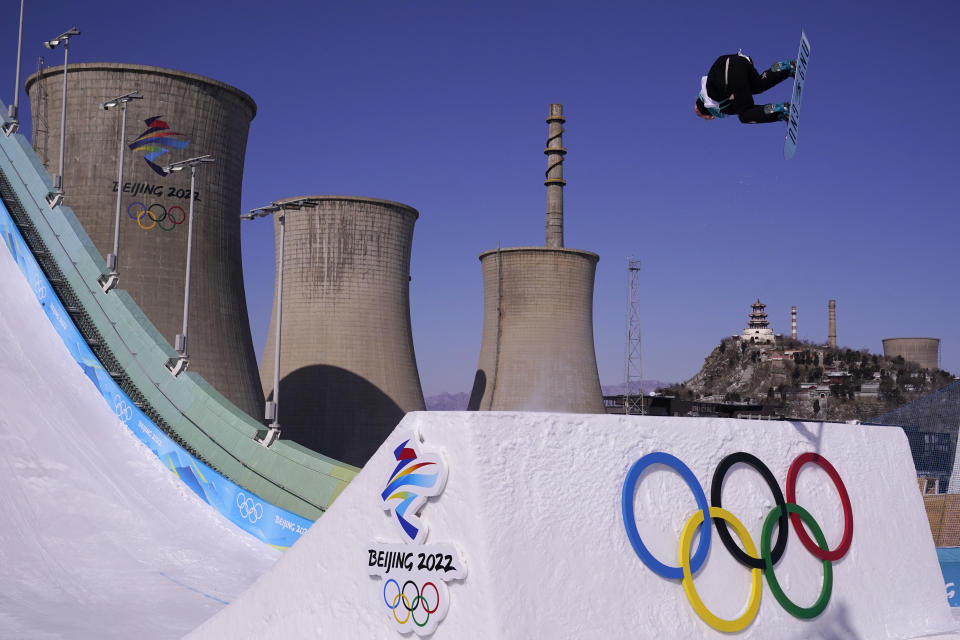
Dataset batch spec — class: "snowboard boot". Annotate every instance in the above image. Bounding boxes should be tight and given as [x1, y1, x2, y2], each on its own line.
[763, 102, 791, 121]
[770, 59, 797, 77]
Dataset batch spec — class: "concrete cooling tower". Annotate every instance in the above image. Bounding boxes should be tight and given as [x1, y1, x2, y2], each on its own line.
[25, 63, 263, 419]
[883, 338, 940, 371]
[468, 104, 604, 413]
[258, 196, 425, 467]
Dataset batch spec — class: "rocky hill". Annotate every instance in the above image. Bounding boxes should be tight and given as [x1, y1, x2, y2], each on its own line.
[656, 338, 956, 422]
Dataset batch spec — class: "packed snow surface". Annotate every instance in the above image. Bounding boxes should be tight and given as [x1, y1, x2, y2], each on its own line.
[0, 240, 278, 638]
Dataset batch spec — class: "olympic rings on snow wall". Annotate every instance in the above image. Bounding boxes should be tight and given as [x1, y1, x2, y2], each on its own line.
[383, 579, 442, 629]
[0, 200, 313, 549]
[622, 450, 854, 632]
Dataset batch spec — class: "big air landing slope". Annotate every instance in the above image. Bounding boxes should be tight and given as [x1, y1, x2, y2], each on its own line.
[192, 411, 960, 639]
[0, 199, 278, 637]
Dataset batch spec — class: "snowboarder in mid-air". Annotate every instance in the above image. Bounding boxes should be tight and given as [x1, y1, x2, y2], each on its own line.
[695, 52, 796, 124]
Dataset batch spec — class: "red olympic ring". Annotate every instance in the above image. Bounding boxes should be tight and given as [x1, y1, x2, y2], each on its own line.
[168, 205, 186, 225]
[420, 582, 440, 614]
[786, 452, 854, 561]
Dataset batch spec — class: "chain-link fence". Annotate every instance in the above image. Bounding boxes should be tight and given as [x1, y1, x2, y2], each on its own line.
[866, 381, 960, 548]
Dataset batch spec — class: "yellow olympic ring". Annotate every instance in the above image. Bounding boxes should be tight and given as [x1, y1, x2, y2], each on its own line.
[679, 506, 763, 633]
[137, 210, 157, 230]
[391, 594, 412, 624]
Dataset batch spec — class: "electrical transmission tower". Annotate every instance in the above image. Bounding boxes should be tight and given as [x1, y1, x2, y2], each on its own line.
[625, 258, 643, 415]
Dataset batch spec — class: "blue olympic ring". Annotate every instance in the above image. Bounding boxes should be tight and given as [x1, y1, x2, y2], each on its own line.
[383, 578, 400, 608]
[621, 451, 711, 580]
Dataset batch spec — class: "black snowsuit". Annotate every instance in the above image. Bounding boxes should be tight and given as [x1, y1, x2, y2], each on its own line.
[703, 54, 793, 123]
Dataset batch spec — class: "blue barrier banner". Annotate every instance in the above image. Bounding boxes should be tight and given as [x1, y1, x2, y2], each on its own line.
[937, 547, 960, 607]
[0, 200, 312, 548]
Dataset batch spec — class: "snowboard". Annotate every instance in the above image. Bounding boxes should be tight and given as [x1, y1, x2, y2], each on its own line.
[783, 31, 810, 159]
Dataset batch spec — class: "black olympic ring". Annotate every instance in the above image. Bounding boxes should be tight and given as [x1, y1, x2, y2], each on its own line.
[711, 451, 789, 569]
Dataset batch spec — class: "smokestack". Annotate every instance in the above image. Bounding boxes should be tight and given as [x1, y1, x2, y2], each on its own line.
[545, 104, 566, 248]
[791, 306, 797, 340]
[468, 104, 604, 413]
[828, 299, 836, 348]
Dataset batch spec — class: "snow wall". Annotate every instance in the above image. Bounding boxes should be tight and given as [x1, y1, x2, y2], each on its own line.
[190, 411, 959, 639]
[0, 190, 279, 638]
[0, 197, 311, 547]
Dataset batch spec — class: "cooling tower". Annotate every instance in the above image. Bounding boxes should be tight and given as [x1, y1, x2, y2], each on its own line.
[25, 63, 263, 418]
[828, 299, 837, 348]
[883, 338, 940, 371]
[258, 196, 425, 466]
[468, 104, 604, 413]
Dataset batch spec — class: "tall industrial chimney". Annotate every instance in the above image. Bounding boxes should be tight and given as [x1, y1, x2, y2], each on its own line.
[468, 105, 604, 413]
[828, 299, 837, 348]
[791, 306, 797, 340]
[545, 104, 565, 248]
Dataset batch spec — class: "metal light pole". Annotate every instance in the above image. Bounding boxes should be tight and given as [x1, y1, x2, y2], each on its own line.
[162, 154, 215, 377]
[98, 90, 143, 293]
[2, 0, 25, 136]
[241, 197, 316, 447]
[42, 26, 80, 208]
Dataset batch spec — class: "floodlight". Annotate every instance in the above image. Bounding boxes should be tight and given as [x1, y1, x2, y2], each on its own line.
[43, 27, 80, 49]
[162, 154, 214, 174]
[45, 191, 63, 208]
[99, 91, 142, 111]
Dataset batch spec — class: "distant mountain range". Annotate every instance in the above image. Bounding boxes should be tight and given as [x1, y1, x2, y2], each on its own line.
[423, 380, 670, 411]
[600, 380, 674, 397]
[424, 392, 471, 411]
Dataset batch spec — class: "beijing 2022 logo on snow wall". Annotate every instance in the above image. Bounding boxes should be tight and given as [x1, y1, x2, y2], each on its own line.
[367, 438, 466, 636]
[622, 451, 854, 633]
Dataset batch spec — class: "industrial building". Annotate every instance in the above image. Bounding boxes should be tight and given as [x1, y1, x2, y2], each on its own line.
[258, 196, 425, 467]
[468, 104, 604, 413]
[883, 337, 941, 371]
[25, 63, 263, 418]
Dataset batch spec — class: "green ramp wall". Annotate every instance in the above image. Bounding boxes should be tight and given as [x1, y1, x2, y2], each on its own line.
[0, 101, 358, 537]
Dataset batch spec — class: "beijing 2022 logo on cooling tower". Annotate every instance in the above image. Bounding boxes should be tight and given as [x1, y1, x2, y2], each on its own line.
[367, 438, 466, 636]
[621, 451, 854, 633]
[128, 116, 190, 176]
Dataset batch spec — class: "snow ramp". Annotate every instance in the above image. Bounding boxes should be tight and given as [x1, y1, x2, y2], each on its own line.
[0, 99, 359, 547]
[192, 411, 960, 639]
[0, 100, 359, 637]
[0, 199, 277, 637]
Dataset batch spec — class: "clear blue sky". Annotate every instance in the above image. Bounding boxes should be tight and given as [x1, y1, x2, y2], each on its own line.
[5, 0, 958, 396]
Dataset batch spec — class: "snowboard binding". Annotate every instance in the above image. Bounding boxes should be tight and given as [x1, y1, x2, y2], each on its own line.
[764, 102, 791, 121]
[771, 59, 797, 77]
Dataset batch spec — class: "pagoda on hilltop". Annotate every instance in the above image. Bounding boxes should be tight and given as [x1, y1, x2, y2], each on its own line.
[740, 299, 776, 344]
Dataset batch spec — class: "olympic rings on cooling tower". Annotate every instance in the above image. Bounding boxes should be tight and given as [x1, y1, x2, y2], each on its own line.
[127, 201, 186, 231]
[621, 451, 853, 632]
[383, 579, 440, 628]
